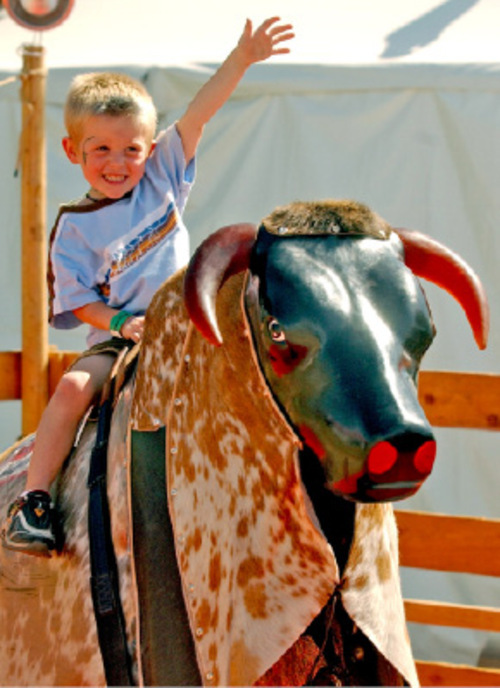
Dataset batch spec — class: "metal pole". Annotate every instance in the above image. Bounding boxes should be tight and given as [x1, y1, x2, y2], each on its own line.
[20, 44, 49, 435]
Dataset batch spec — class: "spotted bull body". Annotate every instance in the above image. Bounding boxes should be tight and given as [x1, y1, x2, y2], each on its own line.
[0, 200, 488, 686]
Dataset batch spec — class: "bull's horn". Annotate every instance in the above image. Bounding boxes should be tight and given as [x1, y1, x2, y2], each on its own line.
[395, 228, 489, 350]
[184, 223, 258, 346]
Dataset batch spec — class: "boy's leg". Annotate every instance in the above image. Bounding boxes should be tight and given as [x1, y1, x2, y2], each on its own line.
[25, 353, 116, 492]
[1, 352, 116, 555]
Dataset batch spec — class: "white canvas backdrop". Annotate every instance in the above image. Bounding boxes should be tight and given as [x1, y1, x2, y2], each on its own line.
[0, 0, 498, 668]
[1, 0, 499, 67]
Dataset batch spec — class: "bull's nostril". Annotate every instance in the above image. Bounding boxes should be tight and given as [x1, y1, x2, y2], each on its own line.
[413, 440, 436, 474]
[368, 441, 398, 475]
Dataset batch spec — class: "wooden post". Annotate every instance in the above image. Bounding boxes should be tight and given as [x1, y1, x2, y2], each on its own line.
[20, 44, 49, 436]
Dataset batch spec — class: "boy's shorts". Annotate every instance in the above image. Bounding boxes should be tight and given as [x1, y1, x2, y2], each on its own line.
[68, 337, 138, 420]
[68, 337, 135, 371]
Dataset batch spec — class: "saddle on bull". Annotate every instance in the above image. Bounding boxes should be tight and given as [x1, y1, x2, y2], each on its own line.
[0, 199, 489, 686]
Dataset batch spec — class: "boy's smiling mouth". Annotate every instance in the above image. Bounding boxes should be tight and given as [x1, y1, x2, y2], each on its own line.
[104, 174, 128, 184]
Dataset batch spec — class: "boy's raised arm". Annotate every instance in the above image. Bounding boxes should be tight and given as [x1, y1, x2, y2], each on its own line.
[176, 17, 294, 163]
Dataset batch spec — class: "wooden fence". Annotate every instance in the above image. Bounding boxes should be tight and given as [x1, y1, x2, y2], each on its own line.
[399, 371, 500, 685]
[0, 352, 499, 685]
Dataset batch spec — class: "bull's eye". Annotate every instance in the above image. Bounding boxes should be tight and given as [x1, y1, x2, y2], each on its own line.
[268, 318, 286, 343]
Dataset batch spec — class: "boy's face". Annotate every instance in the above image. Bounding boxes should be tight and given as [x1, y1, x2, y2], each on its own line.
[62, 114, 155, 200]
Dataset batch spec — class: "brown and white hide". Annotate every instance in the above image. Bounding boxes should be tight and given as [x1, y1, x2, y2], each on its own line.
[130, 269, 419, 687]
[0, 382, 137, 686]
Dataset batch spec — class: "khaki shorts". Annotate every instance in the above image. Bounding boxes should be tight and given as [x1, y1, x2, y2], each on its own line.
[68, 337, 138, 419]
[68, 337, 135, 371]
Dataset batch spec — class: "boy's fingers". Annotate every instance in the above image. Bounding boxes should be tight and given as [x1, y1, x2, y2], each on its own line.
[258, 16, 281, 31]
[272, 31, 295, 45]
[269, 23, 294, 37]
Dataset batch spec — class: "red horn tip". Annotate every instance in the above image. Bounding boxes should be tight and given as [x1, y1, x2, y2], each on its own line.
[395, 228, 489, 350]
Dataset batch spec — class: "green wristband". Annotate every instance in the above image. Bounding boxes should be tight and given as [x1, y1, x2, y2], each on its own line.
[109, 310, 133, 337]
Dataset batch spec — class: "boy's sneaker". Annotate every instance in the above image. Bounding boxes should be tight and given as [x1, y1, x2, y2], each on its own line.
[1, 490, 56, 556]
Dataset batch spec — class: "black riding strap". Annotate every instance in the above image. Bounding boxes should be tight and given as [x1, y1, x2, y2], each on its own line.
[87, 344, 138, 686]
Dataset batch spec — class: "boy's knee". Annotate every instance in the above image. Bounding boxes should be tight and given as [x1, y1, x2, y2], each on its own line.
[52, 370, 98, 412]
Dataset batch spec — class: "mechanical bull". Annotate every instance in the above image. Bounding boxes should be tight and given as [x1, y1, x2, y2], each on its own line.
[0, 200, 488, 687]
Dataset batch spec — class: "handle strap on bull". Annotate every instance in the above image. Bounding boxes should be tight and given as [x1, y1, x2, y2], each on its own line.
[87, 344, 138, 686]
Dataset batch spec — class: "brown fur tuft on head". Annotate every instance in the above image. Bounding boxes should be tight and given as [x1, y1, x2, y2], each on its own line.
[261, 199, 392, 239]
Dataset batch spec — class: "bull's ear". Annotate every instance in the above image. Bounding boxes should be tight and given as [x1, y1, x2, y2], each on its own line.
[184, 224, 258, 346]
[395, 228, 489, 350]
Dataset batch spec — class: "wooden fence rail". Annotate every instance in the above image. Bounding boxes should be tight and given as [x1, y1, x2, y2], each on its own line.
[398, 372, 500, 686]
[395, 509, 500, 686]
[0, 350, 499, 685]
[0, 349, 78, 402]
[1, 355, 499, 429]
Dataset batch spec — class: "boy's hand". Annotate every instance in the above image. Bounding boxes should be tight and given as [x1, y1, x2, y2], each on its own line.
[121, 315, 144, 343]
[237, 17, 294, 66]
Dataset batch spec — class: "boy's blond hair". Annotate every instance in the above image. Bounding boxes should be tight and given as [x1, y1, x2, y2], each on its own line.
[64, 72, 157, 142]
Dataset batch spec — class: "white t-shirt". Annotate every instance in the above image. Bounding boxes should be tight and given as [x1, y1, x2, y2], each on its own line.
[48, 124, 195, 347]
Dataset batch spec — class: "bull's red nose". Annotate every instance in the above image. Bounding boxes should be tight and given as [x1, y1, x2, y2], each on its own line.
[414, 440, 436, 474]
[368, 441, 398, 475]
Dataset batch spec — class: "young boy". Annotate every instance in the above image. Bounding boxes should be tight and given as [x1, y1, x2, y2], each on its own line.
[1, 17, 294, 556]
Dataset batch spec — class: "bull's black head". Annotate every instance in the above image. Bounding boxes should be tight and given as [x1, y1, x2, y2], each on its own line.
[184, 200, 489, 503]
